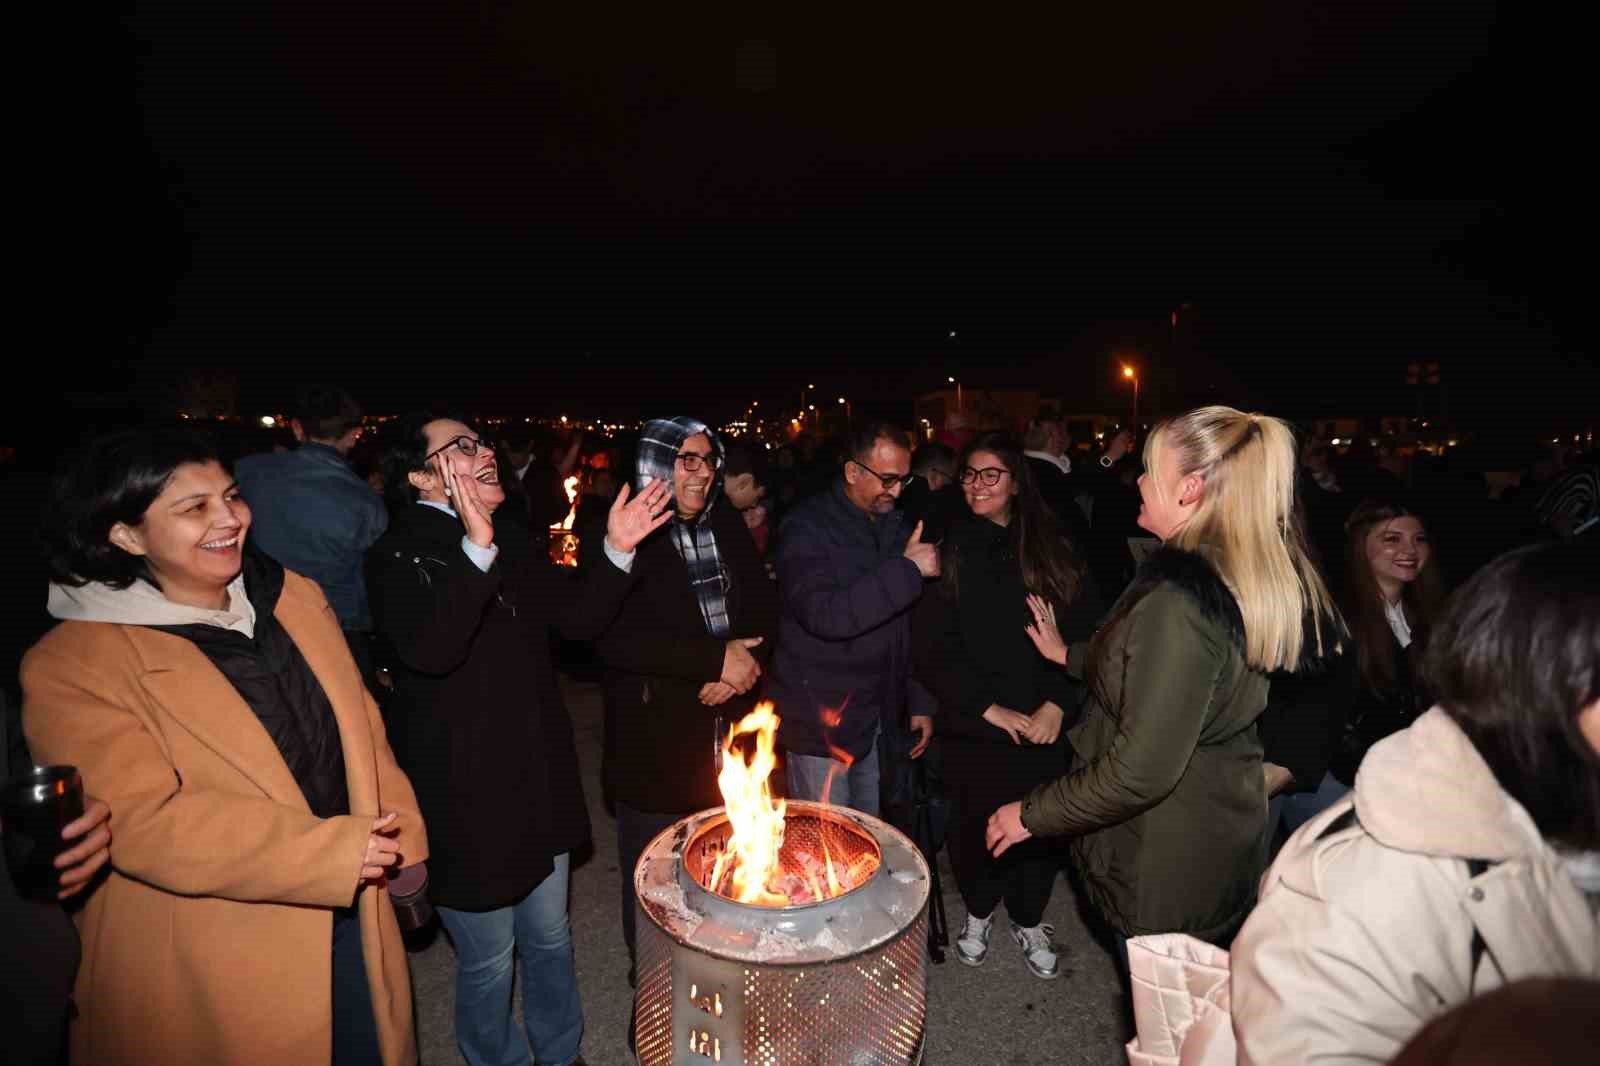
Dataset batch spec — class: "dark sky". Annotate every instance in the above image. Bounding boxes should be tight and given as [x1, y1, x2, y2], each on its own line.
[68, 2, 1597, 428]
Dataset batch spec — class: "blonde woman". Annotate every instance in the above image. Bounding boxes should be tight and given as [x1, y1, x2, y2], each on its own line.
[987, 406, 1342, 956]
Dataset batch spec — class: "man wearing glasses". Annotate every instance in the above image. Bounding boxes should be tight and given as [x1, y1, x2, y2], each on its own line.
[366, 413, 670, 1066]
[770, 422, 939, 815]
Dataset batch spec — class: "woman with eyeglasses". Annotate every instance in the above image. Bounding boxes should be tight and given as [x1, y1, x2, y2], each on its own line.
[914, 434, 1101, 980]
[986, 407, 1344, 960]
[583, 417, 779, 990]
[364, 413, 669, 1066]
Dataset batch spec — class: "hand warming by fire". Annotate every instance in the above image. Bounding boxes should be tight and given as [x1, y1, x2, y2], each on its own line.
[699, 703, 877, 907]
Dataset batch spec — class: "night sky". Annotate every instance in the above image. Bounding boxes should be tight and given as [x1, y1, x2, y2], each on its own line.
[65, 2, 1597, 430]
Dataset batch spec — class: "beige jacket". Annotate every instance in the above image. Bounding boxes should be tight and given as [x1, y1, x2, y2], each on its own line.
[23, 571, 427, 1066]
[1231, 707, 1600, 1065]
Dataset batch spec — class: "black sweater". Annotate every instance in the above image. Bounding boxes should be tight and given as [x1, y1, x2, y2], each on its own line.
[914, 516, 1104, 807]
[367, 504, 633, 910]
[584, 502, 779, 814]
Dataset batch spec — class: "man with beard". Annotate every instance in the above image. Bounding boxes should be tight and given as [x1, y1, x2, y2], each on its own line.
[770, 422, 938, 815]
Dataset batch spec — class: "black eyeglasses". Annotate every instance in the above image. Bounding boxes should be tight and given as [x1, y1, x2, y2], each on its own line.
[959, 466, 1011, 487]
[849, 459, 911, 491]
[424, 435, 490, 462]
[676, 451, 720, 473]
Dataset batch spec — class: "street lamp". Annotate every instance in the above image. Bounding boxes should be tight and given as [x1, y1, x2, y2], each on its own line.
[1121, 365, 1139, 430]
[948, 376, 963, 411]
[838, 396, 852, 421]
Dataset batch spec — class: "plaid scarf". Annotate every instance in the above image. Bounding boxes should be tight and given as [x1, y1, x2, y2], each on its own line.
[636, 417, 732, 638]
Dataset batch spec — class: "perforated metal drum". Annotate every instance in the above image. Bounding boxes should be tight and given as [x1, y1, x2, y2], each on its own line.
[633, 801, 930, 1065]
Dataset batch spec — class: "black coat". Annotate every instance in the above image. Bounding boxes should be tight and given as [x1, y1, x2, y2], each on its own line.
[585, 503, 779, 814]
[1329, 633, 1426, 786]
[1025, 456, 1093, 548]
[366, 504, 633, 910]
[913, 516, 1103, 812]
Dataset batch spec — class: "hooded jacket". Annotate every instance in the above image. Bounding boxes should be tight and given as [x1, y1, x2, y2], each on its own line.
[23, 566, 426, 1066]
[1231, 707, 1600, 1065]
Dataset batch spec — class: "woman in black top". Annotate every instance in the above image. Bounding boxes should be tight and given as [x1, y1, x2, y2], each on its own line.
[914, 434, 1100, 980]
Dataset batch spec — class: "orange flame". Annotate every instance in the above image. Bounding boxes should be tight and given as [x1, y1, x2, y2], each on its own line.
[713, 703, 790, 906]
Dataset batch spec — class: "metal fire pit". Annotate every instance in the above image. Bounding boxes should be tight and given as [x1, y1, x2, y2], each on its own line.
[634, 801, 930, 1065]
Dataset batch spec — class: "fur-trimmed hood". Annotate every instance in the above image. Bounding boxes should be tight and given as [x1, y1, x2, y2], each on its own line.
[1115, 546, 1341, 675]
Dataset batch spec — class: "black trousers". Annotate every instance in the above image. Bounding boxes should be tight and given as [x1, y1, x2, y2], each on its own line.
[947, 800, 1056, 928]
[616, 801, 684, 969]
[332, 909, 382, 1066]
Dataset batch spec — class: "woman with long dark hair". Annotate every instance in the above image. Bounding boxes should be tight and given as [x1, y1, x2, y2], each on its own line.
[1328, 499, 1446, 789]
[914, 433, 1101, 979]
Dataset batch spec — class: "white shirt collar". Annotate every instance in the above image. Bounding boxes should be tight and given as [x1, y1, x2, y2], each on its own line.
[1024, 450, 1072, 475]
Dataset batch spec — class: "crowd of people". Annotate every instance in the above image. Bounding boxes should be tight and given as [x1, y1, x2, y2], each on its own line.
[2, 383, 1595, 1066]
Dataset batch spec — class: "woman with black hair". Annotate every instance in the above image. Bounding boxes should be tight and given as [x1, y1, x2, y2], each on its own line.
[364, 412, 668, 1066]
[913, 433, 1101, 980]
[22, 427, 427, 1066]
[1233, 541, 1600, 1063]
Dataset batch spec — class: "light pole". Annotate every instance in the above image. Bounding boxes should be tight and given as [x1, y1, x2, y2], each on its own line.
[837, 396, 852, 422]
[1122, 365, 1139, 430]
[948, 376, 963, 412]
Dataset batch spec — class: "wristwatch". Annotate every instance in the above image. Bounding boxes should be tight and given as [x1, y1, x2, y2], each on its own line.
[1099, 454, 1115, 468]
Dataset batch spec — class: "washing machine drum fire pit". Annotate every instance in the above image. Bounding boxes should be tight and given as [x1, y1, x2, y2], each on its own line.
[632, 800, 930, 1065]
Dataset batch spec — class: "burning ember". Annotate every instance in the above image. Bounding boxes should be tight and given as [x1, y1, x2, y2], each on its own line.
[694, 704, 879, 907]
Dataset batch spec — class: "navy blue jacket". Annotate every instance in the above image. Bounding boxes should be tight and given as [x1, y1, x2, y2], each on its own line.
[236, 443, 387, 631]
[770, 480, 931, 760]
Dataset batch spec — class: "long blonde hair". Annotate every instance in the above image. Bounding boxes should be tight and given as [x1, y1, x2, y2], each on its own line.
[1145, 406, 1343, 672]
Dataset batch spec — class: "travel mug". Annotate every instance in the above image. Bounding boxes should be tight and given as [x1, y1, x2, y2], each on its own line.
[2, 765, 86, 901]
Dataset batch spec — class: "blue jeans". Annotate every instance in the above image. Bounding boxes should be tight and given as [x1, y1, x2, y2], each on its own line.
[786, 730, 881, 816]
[436, 854, 582, 1066]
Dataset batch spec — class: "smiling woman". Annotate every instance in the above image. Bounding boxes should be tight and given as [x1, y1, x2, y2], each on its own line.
[26, 427, 427, 1066]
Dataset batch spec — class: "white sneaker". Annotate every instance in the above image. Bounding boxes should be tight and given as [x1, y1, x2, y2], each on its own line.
[1010, 922, 1061, 979]
[955, 912, 994, 966]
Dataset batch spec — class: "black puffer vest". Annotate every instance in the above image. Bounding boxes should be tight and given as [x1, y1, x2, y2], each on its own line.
[150, 549, 349, 820]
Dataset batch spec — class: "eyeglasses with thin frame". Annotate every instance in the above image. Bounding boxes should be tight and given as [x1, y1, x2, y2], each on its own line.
[676, 451, 720, 473]
[849, 458, 912, 491]
[959, 466, 1011, 487]
[424, 435, 490, 463]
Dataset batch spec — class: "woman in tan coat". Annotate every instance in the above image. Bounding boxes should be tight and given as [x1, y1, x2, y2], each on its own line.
[23, 428, 428, 1066]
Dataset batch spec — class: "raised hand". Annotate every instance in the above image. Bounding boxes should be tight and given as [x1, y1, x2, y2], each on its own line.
[438, 457, 495, 548]
[1105, 429, 1135, 465]
[359, 812, 401, 887]
[606, 478, 673, 554]
[1024, 594, 1068, 666]
[721, 637, 764, 693]
[982, 704, 1033, 745]
[903, 520, 940, 578]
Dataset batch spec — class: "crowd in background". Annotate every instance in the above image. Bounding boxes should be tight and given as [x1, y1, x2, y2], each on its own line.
[2, 383, 1595, 1066]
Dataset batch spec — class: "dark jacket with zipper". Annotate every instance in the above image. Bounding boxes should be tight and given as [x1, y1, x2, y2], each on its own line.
[1329, 631, 1426, 786]
[913, 515, 1102, 810]
[769, 480, 932, 761]
[1021, 547, 1336, 944]
[584, 502, 779, 814]
[150, 548, 350, 821]
[366, 504, 632, 910]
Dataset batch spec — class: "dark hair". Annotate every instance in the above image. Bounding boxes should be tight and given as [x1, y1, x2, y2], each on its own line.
[722, 442, 768, 483]
[941, 433, 1082, 607]
[293, 384, 364, 442]
[40, 428, 225, 589]
[375, 411, 481, 512]
[911, 442, 955, 478]
[848, 421, 907, 463]
[1343, 499, 1447, 694]
[1423, 542, 1600, 849]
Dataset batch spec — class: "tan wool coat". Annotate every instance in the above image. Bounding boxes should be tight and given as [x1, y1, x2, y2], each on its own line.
[22, 571, 428, 1066]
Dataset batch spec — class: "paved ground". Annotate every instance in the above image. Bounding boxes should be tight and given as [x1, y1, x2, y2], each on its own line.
[406, 677, 1131, 1065]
